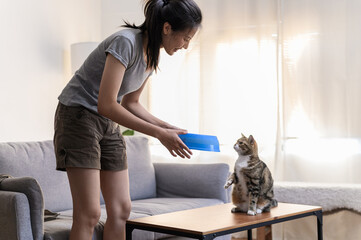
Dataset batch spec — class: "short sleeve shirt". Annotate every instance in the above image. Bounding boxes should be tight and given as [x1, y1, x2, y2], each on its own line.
[58, 28, 153, 113]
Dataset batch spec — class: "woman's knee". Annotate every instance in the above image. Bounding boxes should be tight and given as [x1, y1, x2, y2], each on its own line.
[121, 200, 132, 219]
[108, 200, 132, 222]
[117, 200, 132, 221]
[74, 206, 101, 227]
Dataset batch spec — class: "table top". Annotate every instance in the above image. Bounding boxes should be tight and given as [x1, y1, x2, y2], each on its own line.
[127, 202, 322, 236]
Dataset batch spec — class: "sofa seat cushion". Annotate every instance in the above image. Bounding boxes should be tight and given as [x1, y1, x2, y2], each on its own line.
[43, 198, 224, 240]
[131, 197, 224, 216]
[44, 207, 154, 240]
[43, 214, 73, 240]
[131, 198, 226, 239]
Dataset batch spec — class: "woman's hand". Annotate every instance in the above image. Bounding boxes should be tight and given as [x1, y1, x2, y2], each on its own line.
[157, 128, 193, 159]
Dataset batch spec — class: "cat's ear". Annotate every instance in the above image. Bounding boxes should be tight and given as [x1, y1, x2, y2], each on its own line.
[241, 133, 246, 138]
[248, 135, 255, 145]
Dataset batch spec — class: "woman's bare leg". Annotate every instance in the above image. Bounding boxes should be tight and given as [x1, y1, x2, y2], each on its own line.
[67, 168, 101, 240]
[100, 169, 131, 240]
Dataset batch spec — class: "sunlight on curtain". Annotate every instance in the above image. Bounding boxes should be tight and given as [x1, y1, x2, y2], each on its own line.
[197, 0, 278, 151]
[149, 46, 200, 133]
[279, 0, 361, 183]
[147, 43, 205, 163]
[148, 0, 361, 184]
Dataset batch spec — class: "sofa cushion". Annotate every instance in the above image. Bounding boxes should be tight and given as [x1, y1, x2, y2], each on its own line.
[44, 198, 224, 240]
[125, 136, 156, 200]
[131, 197, 224, 216]
[131, 198, 230, 240]
[0, 141, 72, 212]
[44, 206, 155, 240]
[154, 163, 230, 203]
[126, 198, 226, 240]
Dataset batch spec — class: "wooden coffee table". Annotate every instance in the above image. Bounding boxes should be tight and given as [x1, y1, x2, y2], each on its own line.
[126, 202, 323, 240]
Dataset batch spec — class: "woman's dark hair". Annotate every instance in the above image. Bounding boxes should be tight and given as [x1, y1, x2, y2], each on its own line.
[123, 0, 202, 71]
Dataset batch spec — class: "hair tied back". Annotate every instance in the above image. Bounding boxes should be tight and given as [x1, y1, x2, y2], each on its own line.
[162, 0, 169, 7]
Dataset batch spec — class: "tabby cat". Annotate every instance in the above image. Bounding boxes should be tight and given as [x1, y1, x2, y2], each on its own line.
[224, 134, 277, 215]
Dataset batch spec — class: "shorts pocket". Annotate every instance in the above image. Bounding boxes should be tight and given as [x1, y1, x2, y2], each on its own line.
[56, 147, 101, 171]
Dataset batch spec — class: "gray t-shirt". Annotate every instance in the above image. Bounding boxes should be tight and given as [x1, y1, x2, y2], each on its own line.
[58, 28, 153, 113]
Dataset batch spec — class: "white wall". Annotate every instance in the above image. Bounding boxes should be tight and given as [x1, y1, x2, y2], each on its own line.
[0, 0, 169, 142]
[0, 0, 105, 142]
[101, 0, 144, 39]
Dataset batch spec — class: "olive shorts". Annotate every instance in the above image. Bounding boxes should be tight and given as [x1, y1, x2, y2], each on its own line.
[53, 102, 127, 171]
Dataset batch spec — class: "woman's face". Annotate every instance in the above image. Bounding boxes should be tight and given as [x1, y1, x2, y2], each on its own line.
[161, 22, 198, 55]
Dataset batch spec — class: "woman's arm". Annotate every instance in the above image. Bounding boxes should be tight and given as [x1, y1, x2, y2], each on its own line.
[121, 78, 183, 130]
[98, 54, 192, 158]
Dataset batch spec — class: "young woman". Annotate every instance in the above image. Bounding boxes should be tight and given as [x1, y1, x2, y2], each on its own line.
[53, 0, 202, 239]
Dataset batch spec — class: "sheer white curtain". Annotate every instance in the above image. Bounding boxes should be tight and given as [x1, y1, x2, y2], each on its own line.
[149, 0, 279, 166]
[148, 0, 361, 184]
[278, 0, 361, 183]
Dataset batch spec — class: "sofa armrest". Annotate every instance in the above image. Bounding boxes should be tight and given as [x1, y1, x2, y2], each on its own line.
[153, 163, 230, 203]
[0, 177, 44, 240]
[0, 191, 33, 239]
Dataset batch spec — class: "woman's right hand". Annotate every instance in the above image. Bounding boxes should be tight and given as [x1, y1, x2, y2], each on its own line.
[157, 128, 193, 159]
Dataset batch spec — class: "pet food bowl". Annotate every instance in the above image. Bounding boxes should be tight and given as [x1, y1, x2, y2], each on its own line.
[178, 133, 220, 152]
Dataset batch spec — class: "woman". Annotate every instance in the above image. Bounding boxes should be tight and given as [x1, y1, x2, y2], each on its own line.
[53, 0, 202, 239]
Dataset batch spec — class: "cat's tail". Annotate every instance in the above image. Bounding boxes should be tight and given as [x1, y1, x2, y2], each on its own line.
[271, 199, 278, 207]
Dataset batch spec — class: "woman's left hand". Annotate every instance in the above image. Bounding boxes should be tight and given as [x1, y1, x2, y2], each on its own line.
[156, 128, 193, 159]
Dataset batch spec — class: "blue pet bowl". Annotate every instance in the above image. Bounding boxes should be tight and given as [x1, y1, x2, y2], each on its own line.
[179, 133, 220, 152]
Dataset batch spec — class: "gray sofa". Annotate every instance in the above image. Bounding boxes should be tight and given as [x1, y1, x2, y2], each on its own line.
[0, 136, 231, 240]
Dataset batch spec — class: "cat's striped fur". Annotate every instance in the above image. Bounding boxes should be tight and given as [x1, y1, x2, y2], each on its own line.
[225, 134, 277, 215]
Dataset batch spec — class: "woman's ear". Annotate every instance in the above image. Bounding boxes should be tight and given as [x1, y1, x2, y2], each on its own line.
[163, 22, 172, 35]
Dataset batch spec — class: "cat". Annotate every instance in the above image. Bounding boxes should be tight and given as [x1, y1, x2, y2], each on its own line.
[224, 134, 278, 215]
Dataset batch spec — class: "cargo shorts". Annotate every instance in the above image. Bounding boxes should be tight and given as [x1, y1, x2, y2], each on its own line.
[53, 102, 127, 171]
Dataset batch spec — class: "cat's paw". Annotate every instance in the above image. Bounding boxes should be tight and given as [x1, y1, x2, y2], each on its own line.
[247, 210, 256, 216]
[256, 208, 263, 214]
[231, 207, 242, 213]
[224, 180, 233, 189]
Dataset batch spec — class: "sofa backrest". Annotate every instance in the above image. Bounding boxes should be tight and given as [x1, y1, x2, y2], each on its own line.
[0, 140, 72, 212]
[126, 136, 156, 200]
[0, 136, 156, 212]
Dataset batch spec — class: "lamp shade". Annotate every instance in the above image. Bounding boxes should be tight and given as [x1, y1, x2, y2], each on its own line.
[70, 42, 99, 74]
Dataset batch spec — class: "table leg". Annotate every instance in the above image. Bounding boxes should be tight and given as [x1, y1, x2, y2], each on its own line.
[247, 229, 252, 240]
[126, 224, 134, 240]
[315, 211, 323, 240]
[202, 234, 217, 239]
